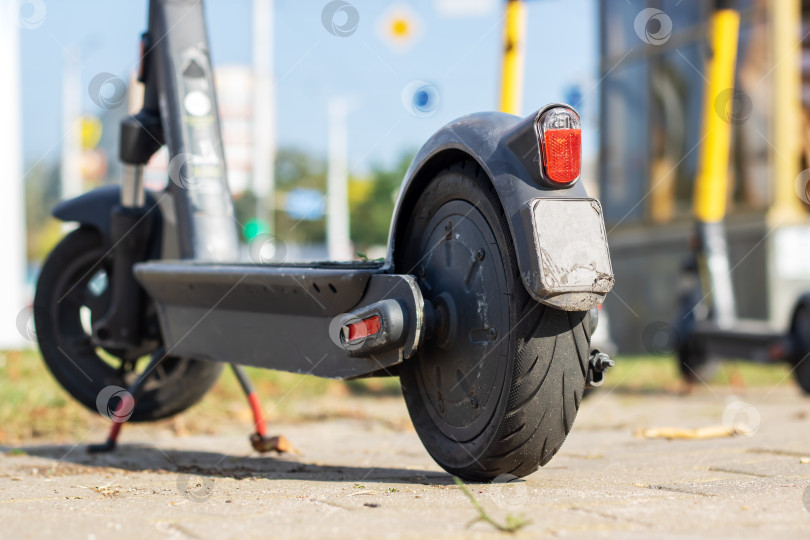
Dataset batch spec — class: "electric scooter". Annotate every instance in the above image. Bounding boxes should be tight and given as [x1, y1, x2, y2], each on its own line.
[674, 7, 810, 394]
[33, 0, 615, 481]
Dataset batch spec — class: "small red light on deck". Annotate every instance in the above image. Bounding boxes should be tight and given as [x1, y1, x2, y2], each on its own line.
[346, 315, 381, 343]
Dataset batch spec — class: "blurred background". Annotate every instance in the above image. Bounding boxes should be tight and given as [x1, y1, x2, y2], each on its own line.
[600, 0, 810, 355]
[0, 0, 598, 348]
[1, 0, 809, 441]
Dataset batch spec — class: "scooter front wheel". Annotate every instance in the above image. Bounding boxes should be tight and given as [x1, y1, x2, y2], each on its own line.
[397, 161, 591, 481]
[33, 227, 223, 422]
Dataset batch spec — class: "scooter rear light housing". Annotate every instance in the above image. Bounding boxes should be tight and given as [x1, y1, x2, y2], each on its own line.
[536, 107, 581, 185]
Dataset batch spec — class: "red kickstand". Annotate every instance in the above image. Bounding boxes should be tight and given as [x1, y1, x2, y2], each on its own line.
[230, 364, 293, 453]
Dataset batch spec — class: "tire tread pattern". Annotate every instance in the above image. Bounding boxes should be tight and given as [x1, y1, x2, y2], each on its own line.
[400, 161, 591, 480]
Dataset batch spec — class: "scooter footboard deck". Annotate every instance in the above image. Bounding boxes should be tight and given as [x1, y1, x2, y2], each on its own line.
[134, 261, 425, 379]
[691, 319, 784, 363]
[134, 261, 385, 317]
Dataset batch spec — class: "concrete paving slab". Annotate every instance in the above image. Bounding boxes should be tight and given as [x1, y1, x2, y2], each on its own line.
[0, 386, 808, 539]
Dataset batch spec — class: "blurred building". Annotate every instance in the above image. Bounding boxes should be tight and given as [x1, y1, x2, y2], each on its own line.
[598, 0, 810, 352]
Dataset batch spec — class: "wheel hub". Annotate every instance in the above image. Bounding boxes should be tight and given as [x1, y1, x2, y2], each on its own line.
[412, 200, 510, 442]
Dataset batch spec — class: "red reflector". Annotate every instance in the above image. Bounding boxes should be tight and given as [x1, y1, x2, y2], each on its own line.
[543, 128, 581, 184]
[347, 315, 381, 343]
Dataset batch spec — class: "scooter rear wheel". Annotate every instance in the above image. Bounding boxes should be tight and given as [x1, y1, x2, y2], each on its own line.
[33, 227, 223, 422]
[397, 161, 592, 481]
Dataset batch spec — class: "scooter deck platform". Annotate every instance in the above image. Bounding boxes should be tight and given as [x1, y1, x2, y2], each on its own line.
[692, 318, 786, 363]
[134, 260, 386, 318]
[133, 260, 424, 379]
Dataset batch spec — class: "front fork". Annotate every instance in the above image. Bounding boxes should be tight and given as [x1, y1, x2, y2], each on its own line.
[91, 166, 154, 353]
[92, 112, 163, 353]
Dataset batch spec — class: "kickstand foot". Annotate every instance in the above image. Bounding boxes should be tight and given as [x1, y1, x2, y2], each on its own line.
[250, 433, 294, 453]
[87, 429, 120, 453]
[231, 364, 295, 454]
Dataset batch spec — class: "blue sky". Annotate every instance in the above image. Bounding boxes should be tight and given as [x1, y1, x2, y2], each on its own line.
[19, 0, 597, 174]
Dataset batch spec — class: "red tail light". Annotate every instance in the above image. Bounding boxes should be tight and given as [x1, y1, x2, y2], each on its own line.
[538, 107, 581, 185]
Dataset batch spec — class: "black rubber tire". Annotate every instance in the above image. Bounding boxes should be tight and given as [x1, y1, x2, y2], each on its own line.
[34, 227, 223, 422]
[396, 161, 591, 481]
[675, 286, 718, 384]
[789, 295, 810, 395]
[678, 338, 718, 384]
[794, 355, 810, 395]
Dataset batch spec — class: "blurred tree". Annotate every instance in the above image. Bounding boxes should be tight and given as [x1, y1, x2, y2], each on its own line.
[25, 162, 62, 261]
[350, 151, 414, 252]
[274, 148, 327, 245]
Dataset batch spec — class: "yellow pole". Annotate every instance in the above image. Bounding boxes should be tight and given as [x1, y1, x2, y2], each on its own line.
[499, 0, 526, 115]
[693, 9, 742, 327]
[693, 9, 740, 223]
[768, 0, 804, 221]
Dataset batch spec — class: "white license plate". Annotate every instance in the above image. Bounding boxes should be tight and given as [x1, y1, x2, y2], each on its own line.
[531, 198, 614, 294]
